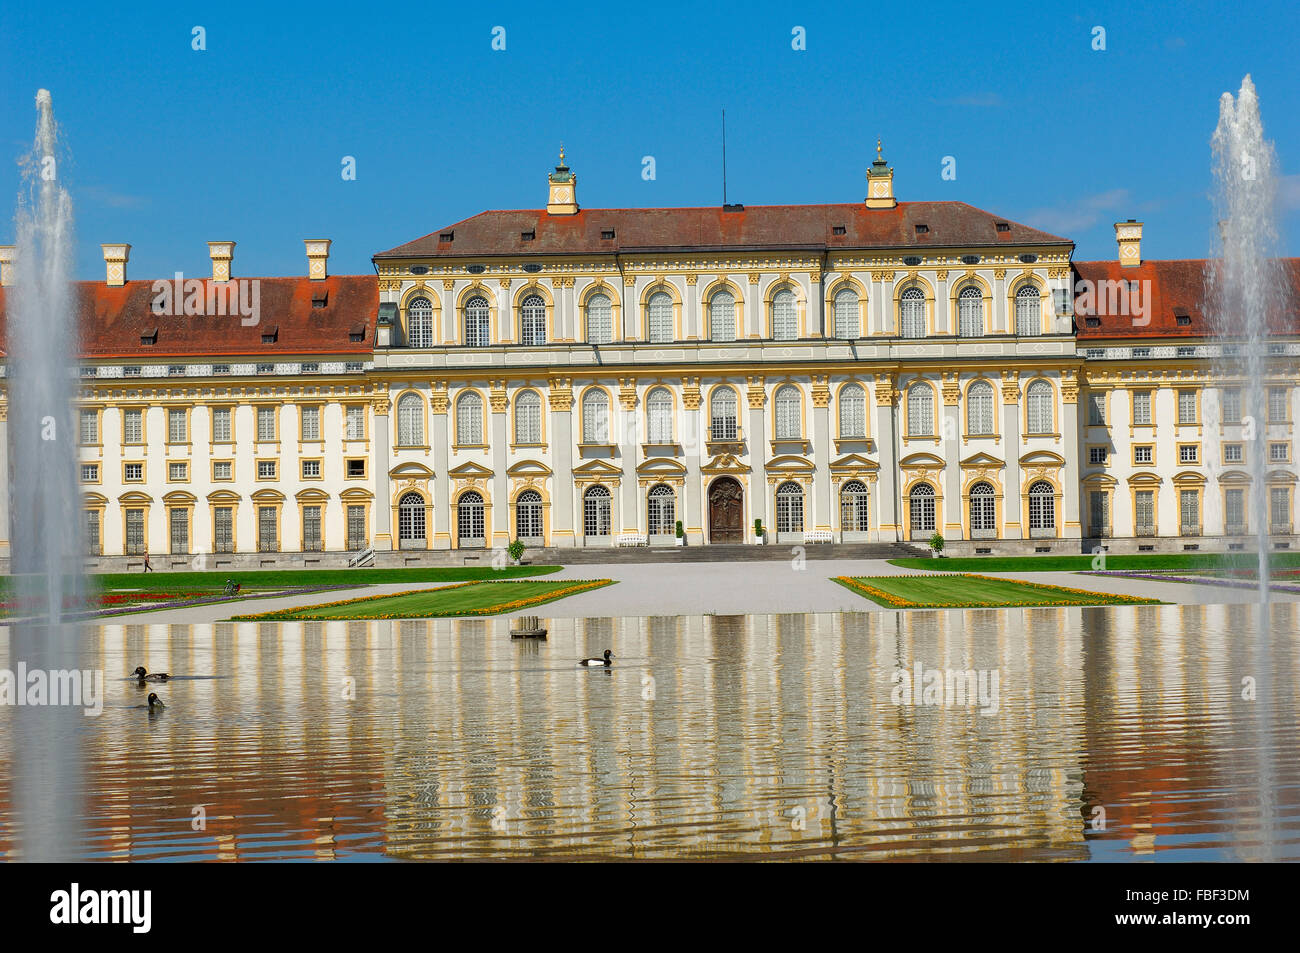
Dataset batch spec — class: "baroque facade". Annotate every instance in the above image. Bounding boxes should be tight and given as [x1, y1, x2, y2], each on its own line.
[0, 149, 1295, 565]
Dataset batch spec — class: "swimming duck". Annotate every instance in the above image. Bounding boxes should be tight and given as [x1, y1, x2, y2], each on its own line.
[579, 649, 613, 667]
[133, 666, 170, 682]
[147, 692, 165, 710]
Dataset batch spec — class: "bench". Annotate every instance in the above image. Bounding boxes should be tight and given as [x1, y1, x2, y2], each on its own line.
[803, 530, 834, 544]
[616, 533, 649, 547]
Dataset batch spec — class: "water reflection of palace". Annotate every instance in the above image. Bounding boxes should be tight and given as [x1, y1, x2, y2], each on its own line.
[1, 603, 1295, 860]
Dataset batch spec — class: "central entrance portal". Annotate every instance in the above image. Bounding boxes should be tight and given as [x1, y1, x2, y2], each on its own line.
[708, 477, 744, 543]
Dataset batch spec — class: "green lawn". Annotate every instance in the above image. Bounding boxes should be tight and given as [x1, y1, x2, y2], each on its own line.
[889, 552, 1300, 573]
[231, 578, 614, 621]
[835, 574, 1163, 609]
[0, 565, 560, 601]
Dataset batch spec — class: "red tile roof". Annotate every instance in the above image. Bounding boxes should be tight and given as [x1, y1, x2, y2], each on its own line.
[0, 275, 378, 359]
[374, 201, 1071, 260]
[1073, 258, 1300, 338]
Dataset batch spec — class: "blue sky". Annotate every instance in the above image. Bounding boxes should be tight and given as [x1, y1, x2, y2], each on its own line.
[1, 0, 1297, 281]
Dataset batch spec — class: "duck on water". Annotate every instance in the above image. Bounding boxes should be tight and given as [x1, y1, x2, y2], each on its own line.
[579, 650, 613, 667]
[133, 667, 170, 682]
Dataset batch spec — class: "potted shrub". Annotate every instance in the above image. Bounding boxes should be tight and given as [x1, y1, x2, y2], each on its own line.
[754, 518, 765, 544]
[929, 532, 945, 558]
[674, 520, 685, 546]
[507, 539, 526, 565]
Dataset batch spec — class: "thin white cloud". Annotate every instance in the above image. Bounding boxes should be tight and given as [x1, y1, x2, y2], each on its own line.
[1022, 188, 1131, 235]
[937, 92, 1003, 108]
[81, 185, 148, 209]
[1280, 174, 1300, 211]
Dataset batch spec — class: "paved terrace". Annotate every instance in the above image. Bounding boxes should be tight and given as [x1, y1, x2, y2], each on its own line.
[87, 558, 1300, 625]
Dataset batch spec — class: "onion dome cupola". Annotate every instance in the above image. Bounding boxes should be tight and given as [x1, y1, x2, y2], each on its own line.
[546, 146, 579, 216]
[864, 139, 896, 209]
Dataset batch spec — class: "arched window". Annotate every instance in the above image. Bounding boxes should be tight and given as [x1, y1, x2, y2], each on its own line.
[456, 391, 483, 445]
[907, 382, 934, 436]
[396, 392, 424, 446]
[899, 286, 925, 338]
[648, 483, 675, 536]
[514, 390, 541, 445]
[840, 480, 869, 533]
[1026, 380, 1053, 434]
[833, 288, 859, 338]
[647, 291, 673, 343]
[398, 491, 426, 546]
[710, 387, 738, 440]
[969, 481, 996, 537]
[771, 289, 797, 340]
[586, 292, 612, 344]
[1028, 480, 1055, 535]
[967, 380, 994, 435]
[583, 485, 612, 538]
[839, 383, 866, 438]
[957, 285, 984, 337]
[582, 389, 609, 444]
[774, 385, 801, 439]
[775, 481, 804, 535]
[406, 296, 433, 348]
[710, 289, 736, 342]
[646, 387, 673, 443]
[520, 294, 547, 346]
[1016, 284, 1042, 336]
[457, 491, 485, 546]
[464, 296, 490, 347]
[516, 489, 543, 542]
[909, 482, 936, 536]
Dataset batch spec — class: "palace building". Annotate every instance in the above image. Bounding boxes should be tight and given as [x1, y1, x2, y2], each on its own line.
[0, 148, 1295, 566]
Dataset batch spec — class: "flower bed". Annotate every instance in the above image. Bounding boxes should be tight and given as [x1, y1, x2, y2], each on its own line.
[230, 579, 615, 621]
[834, 573, 1163, 609]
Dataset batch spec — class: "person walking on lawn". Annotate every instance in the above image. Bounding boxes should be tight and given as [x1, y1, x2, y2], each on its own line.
[143, 553, 152, 573]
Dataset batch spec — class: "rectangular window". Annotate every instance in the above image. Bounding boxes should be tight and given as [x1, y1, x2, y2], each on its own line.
[1225, 488, 1245, 532]
[211, 407, 232, 442]
[79, 410, 98, 444]
[123, 409, 144, 444]
[1177, 390, 1197, 425]
[300, 406, 320, 441]
[302, 459, 321, 479]
[258, 506, 278, 552]
[1221, 387, 1242, 424]
[80, 464, 99, 482]
[257, 460, 277, 480]
[346, 459, 366, 479]
[1178, 444, 1198, 464]
[168, 462, 188, 481]
[86, 510, 101, 555]
[1088, 490, 1108, 536]
[1088, 446, 1108, 465]
[125, 508, 146, 555]
[1087, 394, 1105, 426]
[1269, 442, 1289, 463]
[124, 463, 144, 482]
[1135, 490, 1155, 534]
[1134, 445, 1153, 465]
[169, 508, 189, 554]
[1269, 386, 1288, 422]
[257, 406, 276, 441]
[212, 460, 233, 481]
[1179, 490, 1199, 535]
[1224, 443, 1243, 464]
[347, 505, 367, 550]
[302, 505, 323, 551]
[1270, 487, 1290, 531]
[167, 408, 187, 443]
[214, 506, 234, 553]
[1132, 390, 1152, 425]
[345, 405, 366, 440]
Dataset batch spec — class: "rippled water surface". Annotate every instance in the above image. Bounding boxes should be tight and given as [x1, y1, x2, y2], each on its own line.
[1, 603, 1298, 860]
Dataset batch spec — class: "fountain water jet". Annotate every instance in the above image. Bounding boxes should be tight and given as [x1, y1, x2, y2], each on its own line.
[7, 89, 86, 860]
[1208, 75, 1287, 607]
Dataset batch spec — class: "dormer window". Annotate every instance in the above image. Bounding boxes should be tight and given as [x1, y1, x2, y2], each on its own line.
[439, 231, 454, 243]
[261, 326, 278, 344]
[832, 225, 846, 236]
[521, 230, 536, 241]
[914, 224, 929, 235]
[1176, 314, 1191, 326]
[140, 328, 157, 346]
[349, 324, 366, 343]
[601, 228, 615, 240]
[311, 290, 328, 308]
[995, 222, 1010, 232]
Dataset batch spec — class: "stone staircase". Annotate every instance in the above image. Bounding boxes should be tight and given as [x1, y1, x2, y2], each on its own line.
[528, 542, 927, 565]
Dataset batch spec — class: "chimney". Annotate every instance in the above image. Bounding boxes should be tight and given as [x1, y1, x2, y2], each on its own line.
[101, 243, 131, 286]
[305, 239, 331, 280]
[1114, 220, 1143, 268]
[207, 241, 235, 281]
[0, 246, 13, 287]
